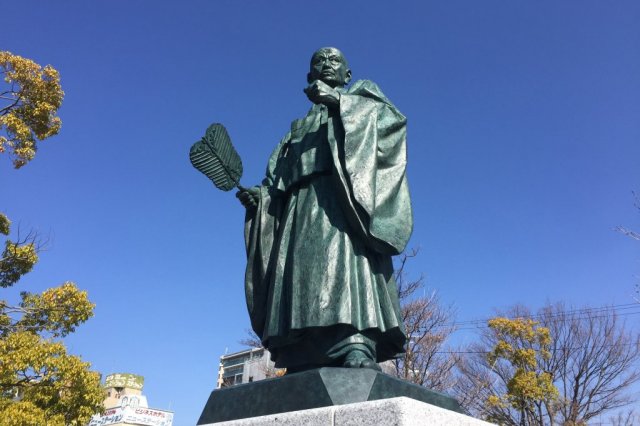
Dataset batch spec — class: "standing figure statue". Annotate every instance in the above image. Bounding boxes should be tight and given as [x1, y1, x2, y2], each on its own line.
[237, 47, 412, 372]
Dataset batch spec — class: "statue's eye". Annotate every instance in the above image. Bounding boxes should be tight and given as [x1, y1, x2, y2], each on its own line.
[329, 56, 340, 63]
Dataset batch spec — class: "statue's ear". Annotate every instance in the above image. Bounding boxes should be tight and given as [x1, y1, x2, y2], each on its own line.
[344, 69, 352, 85]
[307, 72, 313, 84]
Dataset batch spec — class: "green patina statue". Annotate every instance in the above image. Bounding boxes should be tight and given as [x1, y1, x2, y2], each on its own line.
[236, 47, 412, 372]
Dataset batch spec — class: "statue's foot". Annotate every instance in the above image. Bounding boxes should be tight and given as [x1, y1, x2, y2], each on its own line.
[343, 349, 368, 368]
[343, 350, 380, 370]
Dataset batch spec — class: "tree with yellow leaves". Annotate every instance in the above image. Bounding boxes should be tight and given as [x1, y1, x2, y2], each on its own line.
[0, 213, 105, 425]
[454, 310, 559, 425]
[484, 317, 558, 425]
[0, 52, 104, 424]
[0, 51, 64, 168]
[0, 213, 104, 425]
[455, 303, 640, 425]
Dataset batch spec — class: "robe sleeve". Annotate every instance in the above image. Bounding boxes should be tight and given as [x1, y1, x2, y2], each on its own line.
[243, 133, 290, 337]
[327, 80, 413, 255]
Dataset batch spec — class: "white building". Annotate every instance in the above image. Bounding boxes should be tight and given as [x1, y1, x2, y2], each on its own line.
[217, 348, 281, 388]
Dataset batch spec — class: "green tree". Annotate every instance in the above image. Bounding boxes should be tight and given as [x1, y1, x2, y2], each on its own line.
[1, 52, 103, 424]
[1, 51, 64, 169]
[0, 213, 104, 425]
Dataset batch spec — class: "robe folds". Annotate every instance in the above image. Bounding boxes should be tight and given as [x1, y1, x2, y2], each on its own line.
[244, 80, 413, 368]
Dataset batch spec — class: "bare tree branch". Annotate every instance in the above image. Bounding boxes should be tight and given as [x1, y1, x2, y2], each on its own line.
[614, 226, 640, 241]
[389, 249, 460, 392]
[238, 328, 263, 349]
[455, 303, 640, 425]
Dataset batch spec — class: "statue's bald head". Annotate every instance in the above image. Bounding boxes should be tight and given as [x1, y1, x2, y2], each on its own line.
[307, 47, 351, 88]
[310, 47, 349, 68]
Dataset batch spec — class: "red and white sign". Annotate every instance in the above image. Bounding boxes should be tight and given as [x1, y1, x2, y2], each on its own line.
[88, 406, 173, 426]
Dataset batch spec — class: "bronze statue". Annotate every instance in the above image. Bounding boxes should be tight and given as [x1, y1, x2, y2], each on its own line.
[236, 47, 413, 372]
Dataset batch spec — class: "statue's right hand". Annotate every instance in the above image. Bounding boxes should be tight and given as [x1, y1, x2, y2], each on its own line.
[236, 186, 260, 209]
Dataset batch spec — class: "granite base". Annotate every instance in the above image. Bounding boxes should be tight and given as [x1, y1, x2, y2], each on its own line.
[200, 396, 495, 425]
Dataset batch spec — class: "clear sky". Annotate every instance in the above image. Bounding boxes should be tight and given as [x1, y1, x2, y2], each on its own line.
[2, 1, 639, 424]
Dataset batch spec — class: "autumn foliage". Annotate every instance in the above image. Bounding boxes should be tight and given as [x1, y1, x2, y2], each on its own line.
[0, 213, 104, 425]
[0, 51, 64, 168]
[485, 317, 558, 421]
[0, 214, 104, 426]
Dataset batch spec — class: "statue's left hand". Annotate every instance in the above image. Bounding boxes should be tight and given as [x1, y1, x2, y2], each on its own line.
[304, 80, 340, 107]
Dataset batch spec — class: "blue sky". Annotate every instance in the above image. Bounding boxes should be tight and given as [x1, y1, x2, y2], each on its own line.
[2, 1, 639, 424]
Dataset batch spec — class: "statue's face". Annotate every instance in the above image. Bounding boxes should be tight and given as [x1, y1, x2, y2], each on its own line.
[308, 47, 351, 88]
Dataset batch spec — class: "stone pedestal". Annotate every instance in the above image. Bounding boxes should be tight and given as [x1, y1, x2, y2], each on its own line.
[197, 368, 472, 425]
[200, 397, 494, 425]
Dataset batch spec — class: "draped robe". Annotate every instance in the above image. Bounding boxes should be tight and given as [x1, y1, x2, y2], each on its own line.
[244, 80, 413, 369]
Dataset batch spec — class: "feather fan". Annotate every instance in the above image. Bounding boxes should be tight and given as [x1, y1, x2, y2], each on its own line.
[189, 123, 244, 191]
